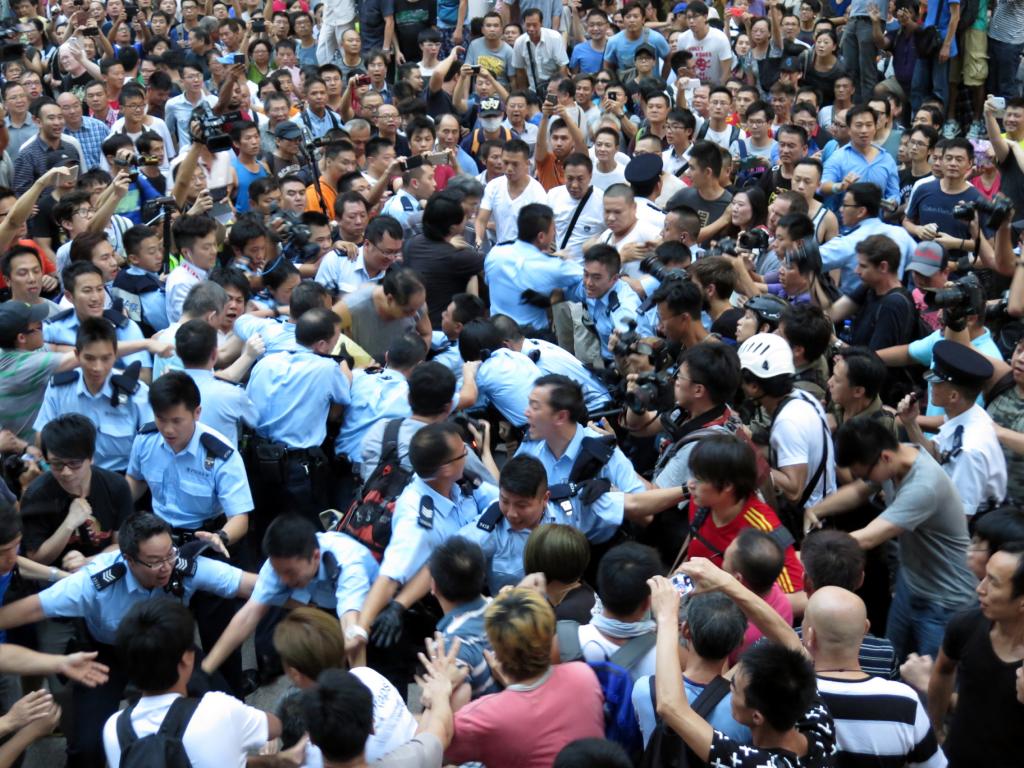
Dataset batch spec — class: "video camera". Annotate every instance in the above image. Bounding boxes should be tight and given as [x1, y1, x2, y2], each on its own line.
[191, 104, 243, 153]
[268, 206, 320, 263]
[706, 229, 770, 258]
[953, 194, 1014, 231]
[639, 253, 688, 284]
[0, 19, 25, 63]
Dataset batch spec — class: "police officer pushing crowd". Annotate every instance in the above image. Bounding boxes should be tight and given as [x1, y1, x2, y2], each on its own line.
[4, 3, 1024, 765]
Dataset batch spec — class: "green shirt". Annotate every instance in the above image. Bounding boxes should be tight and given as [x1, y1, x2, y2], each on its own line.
[0, 348, 63, 440]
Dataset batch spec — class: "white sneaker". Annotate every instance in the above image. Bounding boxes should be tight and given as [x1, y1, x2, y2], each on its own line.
[942, 119, 961, 138]
[966, 120, 986, 139]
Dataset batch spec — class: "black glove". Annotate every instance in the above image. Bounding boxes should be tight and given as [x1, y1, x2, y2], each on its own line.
[520, 289, 552, 308]
[578, 477, 612, 505]
[336, 343, 354, 369]
[371, 600, 405, 648]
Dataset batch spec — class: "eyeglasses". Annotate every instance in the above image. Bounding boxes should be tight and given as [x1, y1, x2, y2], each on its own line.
[134, 547, 178, 569]
[746, 119, 767, 127]
[73, 207, 95, 217]
[123, 102, 145, 110]
[49, 458, 85, 472]
[595, 78, 611, 84]
[907, 139, 929, 148]
[440, 450, 468, 466]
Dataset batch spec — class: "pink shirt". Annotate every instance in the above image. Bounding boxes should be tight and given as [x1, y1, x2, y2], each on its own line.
[728, 583, 794, 666]
[446, 663, 605, 768]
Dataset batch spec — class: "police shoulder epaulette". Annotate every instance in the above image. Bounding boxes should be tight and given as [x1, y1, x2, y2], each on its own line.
[51, 370, 80, 386]
[90, 561, 127, 591]
[417, 496, 435, 530]
[476, 501, 503, 532]
[495, 240, 516, 246]
[607, 290, 620, 312]
[172, 550, 200, 579]
[139, 421, 159, 434]
[527, 348, 541, 363]
[47, 307, 74, 323]
[102, 307, 129, 329]
[199, 431, 234, 461]
[321, 550, 340, 581]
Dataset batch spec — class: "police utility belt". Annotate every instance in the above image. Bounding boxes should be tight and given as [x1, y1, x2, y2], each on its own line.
[250, 433, 328, 480]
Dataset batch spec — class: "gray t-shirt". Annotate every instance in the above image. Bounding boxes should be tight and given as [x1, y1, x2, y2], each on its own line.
[880, 449, 976, 608]
[465, 38, 516, 86]
[0, 347, 64, 440]
[344, 285, 420, 365]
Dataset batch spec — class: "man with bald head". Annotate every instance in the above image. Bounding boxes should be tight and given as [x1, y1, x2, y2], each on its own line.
[56, 91, 108, 169]
[804, 587, 946, 768]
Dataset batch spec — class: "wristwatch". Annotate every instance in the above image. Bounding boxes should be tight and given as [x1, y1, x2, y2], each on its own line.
[216, 530, 230, 548]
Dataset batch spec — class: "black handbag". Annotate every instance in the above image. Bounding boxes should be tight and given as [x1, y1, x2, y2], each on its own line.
[914, 0, 945, 59]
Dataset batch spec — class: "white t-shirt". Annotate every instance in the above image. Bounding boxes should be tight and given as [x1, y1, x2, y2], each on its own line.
[769, 390, 837, 508]
[590, 163, 627, 191]
[676, 27, 733, 85]
[480, 175, 549, 244]
[549, 184, 606, 261]
[578, 623, 657, 678]
[102, 692, 269, 768]
[597, 219, 663, 277]
[702, 123, 737, 151]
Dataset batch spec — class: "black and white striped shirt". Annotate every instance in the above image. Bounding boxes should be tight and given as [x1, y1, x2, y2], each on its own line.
[816, 675, 947, 768]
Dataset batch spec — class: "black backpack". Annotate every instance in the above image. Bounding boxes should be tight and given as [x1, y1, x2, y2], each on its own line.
[338, 418, 413, 561]
[639, 675, 731, 768]
[116, 697, 200, 768]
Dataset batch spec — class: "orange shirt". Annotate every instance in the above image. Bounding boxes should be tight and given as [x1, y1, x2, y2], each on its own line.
[536, 153, 566, 191]
[305, 179, 337, 216]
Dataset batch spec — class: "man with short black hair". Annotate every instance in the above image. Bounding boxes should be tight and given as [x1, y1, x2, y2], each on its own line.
[103, 598, 280, 767]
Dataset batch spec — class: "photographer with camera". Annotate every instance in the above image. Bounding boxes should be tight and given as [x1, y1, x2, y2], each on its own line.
[904, 138, 988, 268]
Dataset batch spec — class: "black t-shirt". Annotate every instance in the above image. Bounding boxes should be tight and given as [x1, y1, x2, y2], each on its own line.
[711, 307, 744, 341]
[395, 0, 436, 63]
[19, 468, 133, 561]
[758, 165, 793, 205]
[899, 168, 932, 206]
[998, 146, 1024, 208]
[848, 285, 914, 351]
[709, 701, 836, 768]
[943, 608, 1024, 768]
[402, 233, 485, 326]
[665, 187, 733, 241]
[28, 191, 62, 244]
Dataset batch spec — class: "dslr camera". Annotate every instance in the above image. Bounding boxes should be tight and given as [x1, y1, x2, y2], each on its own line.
[610, 318, 659, 361]
[0, 19, 25, 62]
[268, 206, 320, 262]
[952, 193, 1014, 230]
[925, 272, 985, 331]
[639, 254, 688, 284]
[624, 370, 677, 414]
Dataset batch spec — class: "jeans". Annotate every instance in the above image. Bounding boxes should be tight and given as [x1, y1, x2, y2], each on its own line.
[987, 37, 1024, 98]
[841, 18, 880, 103]
[911, 55, 950, 115]
[885, 571, 961, 662]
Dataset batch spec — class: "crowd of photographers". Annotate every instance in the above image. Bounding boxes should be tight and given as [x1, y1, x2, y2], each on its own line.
[0, 0, 1023, 765]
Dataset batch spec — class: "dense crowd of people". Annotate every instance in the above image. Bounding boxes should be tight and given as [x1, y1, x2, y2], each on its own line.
[0, 0, 1022, 765]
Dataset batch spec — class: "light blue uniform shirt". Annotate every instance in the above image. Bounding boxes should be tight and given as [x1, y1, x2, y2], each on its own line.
[34, 371, 152, 472]
[251, 531, 379, 616]
[632, 675, 751, 748]
[474, 348, 543, 427]
[430, 332, 464, 390]
[38, 550, 242, 645]
[521, 338, 611, 413]
[484, 240, 584, 330]
[516, 424, 646, 543]
[910, 329, 1002, 418]
[819, 217, 918, 293]
[314, 250, 385, 296]
[247, 349, 351, 449]
[822, 143, 901, 202]
[233, 315, 298, 354]
[335, 369, 412, 461]
[379, 190, 420, 229]
[567, 280, 649, 362]
[112, 267, 169, 333]
[127, 422, 253, 529]
[43, 309, 152, 370]
[379, 475, 498, 584]
[184, 368, 258, 447]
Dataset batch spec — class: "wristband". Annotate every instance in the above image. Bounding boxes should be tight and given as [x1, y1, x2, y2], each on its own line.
[216, 529, 230, 548]
[49, 567, 58, 583]
[345, 625, 369, 642]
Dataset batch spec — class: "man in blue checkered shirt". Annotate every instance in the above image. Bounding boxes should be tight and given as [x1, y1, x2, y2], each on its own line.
[57, 92, 110, 169]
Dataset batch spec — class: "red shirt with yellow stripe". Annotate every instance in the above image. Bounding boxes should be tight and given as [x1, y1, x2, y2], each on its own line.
[686, 495, 804, 593]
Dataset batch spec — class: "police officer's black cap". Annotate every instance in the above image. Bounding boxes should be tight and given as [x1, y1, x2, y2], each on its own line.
[924, 340, 993, 388]
[625, 153, 663, 184]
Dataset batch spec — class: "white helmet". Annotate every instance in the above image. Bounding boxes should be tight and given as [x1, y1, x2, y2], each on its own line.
[738, 333, 795, 378]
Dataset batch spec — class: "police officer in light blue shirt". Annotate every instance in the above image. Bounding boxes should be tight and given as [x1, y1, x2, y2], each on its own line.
[176, 320, 258, 447]
[566, 244, 652, 362]
[518, 374, 686, 543]
[45, 262, 153, 373]
[457, 319, 543, 429]
[458, 455, 618, 594]
[491, 314, 612, 414]
[335, 334, 424, 466]
[380, 158, 434, 229]
[355, 422, 498, 657]
[246, 307, 352, 528]
[199, 516, 380, 675]
[484, 203, 584, 333]
[34, 318, 152, 473]
[0, 513, 256, 768]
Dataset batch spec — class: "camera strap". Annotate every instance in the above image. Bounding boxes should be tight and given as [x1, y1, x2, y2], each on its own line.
[560, 186, 595, 251]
